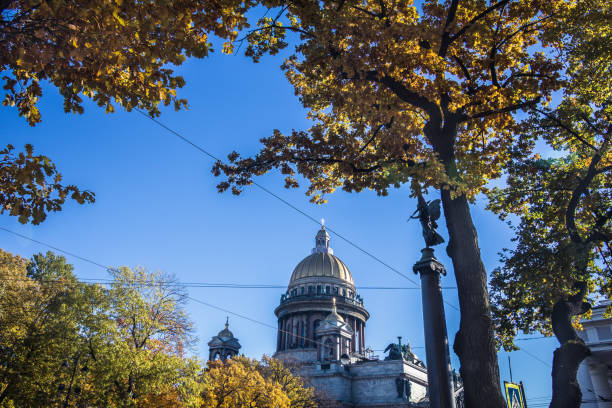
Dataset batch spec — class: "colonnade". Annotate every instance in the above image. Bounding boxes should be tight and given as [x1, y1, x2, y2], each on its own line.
[276, 311, 366, 355]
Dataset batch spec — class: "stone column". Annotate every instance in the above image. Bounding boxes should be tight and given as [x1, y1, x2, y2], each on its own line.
[277, 319, 282, 351]
[351, 316, 357, 351]
[589, 361, 612, 408]
[361, 322, 365, 352]
[578, 359, 598, 408]
[413, 247, 456, 408]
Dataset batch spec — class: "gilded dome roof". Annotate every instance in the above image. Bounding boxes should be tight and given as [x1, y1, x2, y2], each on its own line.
[289, 252, 354, 285]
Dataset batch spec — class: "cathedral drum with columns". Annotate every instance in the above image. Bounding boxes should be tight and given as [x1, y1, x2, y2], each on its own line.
[274, 226, 369, 362]
[272, 227, 432, 408]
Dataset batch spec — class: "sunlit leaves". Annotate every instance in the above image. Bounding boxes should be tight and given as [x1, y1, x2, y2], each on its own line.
[0, 251, 200, 408]
[200, 356, 317, 408]
[487, 0, 611, 351]
[214, 0, 568, 201]
[0, 144, 95, 224]
[0, 0, 255, 124]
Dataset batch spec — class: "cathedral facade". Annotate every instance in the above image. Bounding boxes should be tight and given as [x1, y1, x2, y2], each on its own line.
[208, 226, 464, 407]
[272, 227, 430, 407]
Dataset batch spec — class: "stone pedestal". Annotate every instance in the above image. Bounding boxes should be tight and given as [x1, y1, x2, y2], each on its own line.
[413, 247, 456, 408]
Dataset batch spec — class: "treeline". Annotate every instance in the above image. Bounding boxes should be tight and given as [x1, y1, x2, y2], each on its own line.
[0, 249, 319, 408]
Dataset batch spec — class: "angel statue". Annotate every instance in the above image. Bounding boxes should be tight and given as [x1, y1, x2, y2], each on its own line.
[410, 192, 445, 247]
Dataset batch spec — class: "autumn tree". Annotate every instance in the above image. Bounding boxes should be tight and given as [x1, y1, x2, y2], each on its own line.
[0, 0, 254, 224]
[96, 267, 199, 407]
[212, 1, 572, 406]
[0, 250, 106, 407]
[0, 251, 202, 408]
[487, 1, 611, 406]
[200, 356, 317, 408]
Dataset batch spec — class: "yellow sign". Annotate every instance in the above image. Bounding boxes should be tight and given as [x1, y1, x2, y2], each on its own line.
[504, 382, 526, 408]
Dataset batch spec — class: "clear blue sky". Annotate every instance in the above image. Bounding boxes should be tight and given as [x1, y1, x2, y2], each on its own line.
[1, 42, 557, 404]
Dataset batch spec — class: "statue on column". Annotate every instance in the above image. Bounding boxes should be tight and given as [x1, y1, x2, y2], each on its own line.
[410, 192, 444, 247]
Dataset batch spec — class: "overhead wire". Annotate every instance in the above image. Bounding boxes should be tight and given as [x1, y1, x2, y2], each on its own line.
[134, 109, 420, 286]
[0, 226, 575, 389]
[134, 109, 462, 312]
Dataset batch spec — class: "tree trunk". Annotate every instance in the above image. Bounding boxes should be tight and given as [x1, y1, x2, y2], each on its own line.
[441, 189, 506, 408]
[549, 289, 591, 408]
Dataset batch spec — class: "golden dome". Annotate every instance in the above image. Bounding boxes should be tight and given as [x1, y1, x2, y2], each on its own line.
[289, 252, 354, 286]
[287, 226, 355, 287]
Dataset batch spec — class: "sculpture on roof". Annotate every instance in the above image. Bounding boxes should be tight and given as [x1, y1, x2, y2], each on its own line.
[384, 337, 425, 367]
[410, 192, 444, 247]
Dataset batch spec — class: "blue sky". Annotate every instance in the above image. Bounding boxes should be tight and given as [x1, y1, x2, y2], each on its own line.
[1, 43, 558, 404]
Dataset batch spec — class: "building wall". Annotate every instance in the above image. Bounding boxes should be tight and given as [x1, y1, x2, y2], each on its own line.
[578, 302, 612, 408]
[291, 359, 428, 407]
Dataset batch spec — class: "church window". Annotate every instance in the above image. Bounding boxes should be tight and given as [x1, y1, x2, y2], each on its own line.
[308, 286, 314, 294]
[333, 287, 338, 294]
[317, 285, 322, 294]
[325, 285, 330, 294]
[292, 289, 297, 297]
[342, 288, 346, 296]
[300, 287, 305, 295]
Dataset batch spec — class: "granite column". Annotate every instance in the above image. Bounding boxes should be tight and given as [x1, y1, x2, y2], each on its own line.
[414, 247, 456, 408]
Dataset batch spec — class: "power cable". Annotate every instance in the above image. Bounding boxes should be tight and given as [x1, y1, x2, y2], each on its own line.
[135, 109, 420, 286]
[0, 227, 412, 351]
[1, 227, 569, 388]
[135, 109, 463, 313]
[0, 225, 565, 377]
[0, 226, 111, 270]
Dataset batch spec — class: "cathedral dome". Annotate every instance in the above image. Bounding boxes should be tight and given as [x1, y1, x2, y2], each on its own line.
[289, 253, 354, 286]
[288, 226, 354, 288]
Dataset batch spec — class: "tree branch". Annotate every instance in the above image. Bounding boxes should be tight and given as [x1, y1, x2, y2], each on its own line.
[359, 117, 394, 153]
[462, 98, 540, 122]
[378, 75, 442, 122]
[566, 149, 607, 244]
[447, 0, 511, 48]
[532, 107, 598, 151]
[438, 0, 461, 57]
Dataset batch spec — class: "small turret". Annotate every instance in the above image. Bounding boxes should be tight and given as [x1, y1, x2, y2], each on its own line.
[313, 220, 333, 255]
[208, 317, 241, 361]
